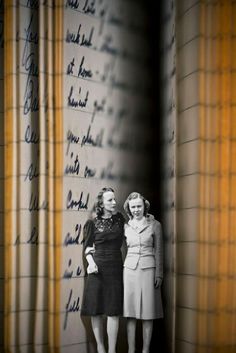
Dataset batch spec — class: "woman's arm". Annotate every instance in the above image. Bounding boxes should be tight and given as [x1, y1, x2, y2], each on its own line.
[121, 234, 127, 263]
[153, 221, 163, 288]
[119, 213, 127, 262]
[83, 220, 98, 274]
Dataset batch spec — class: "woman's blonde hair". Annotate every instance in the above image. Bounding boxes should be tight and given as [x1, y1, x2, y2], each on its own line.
[123, 192, 150, 219]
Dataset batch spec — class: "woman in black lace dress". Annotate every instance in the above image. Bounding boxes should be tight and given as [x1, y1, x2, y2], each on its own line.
[81, 187, 125, 353]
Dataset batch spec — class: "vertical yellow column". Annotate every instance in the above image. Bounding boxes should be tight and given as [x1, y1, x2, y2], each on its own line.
[230, 3, 236, 349]
[197, 1, 236, 352]
[47, 1, 64, 352]
[53, 2, 63, 352]
[176, 0, 236, 352]
[4, 2, 14, 351]
[47, 1, 55, 352]
[198, 0, 208, 347]
[215, 2, 231, 350]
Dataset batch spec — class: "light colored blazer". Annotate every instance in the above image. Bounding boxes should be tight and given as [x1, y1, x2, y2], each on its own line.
[124, 215, 163, 278]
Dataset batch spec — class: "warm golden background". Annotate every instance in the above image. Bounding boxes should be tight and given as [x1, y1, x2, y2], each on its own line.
[161, 1, 236, 352]
[1, 1, 236, 353]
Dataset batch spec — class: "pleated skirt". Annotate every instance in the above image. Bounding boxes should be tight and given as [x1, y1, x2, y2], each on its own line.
[123, 263, 163, 320]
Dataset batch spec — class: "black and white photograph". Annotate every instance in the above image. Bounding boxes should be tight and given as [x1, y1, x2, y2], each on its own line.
[0, 1, 235, 353]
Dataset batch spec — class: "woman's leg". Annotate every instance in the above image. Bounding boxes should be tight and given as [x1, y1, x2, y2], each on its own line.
[142, 320, 153, 353]
[107, 316, 119, 353]
[91, 315, 106, 353]
[127, 318, 137, 353]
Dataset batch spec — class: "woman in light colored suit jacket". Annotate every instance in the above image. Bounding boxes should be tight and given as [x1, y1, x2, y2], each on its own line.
[123, 192, 163, 353]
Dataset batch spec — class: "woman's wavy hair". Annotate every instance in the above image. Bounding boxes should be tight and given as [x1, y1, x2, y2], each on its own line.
[123, 192, 150, 219]
[94, 187, 115, 217]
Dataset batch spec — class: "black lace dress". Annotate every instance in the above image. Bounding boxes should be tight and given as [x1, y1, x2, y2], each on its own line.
[81, 212, 125, 316]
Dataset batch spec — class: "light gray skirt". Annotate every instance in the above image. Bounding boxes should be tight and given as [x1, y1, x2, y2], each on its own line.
[123, 263, 163, 320]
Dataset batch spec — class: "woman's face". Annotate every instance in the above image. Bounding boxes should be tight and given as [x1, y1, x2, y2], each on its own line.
[102, 191, 116, 213]
[128, 197, 145, 220]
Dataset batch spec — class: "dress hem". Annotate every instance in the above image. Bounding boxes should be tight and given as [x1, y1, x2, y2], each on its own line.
[81, 312, 123, 317]
[123, 314, 164, 320]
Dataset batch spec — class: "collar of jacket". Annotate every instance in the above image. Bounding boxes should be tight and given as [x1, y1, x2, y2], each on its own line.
[128, 214, 155, 233]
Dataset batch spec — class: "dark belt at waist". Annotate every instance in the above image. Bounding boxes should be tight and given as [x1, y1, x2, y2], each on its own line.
[94, 249, 122, 262]
[95, 249, 121, 254]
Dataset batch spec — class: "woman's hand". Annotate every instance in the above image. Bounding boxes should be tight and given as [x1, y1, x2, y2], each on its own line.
[87, 262, 98, 274]
[86, 253, 98, 274]
[154, 274, 163, 288]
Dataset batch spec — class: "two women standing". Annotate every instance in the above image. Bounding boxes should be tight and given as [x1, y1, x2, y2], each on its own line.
[81, 188, 163, 353]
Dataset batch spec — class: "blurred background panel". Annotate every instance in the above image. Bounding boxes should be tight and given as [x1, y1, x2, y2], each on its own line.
[1, 1, 236, 353]
[160, 1, 236, 352]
